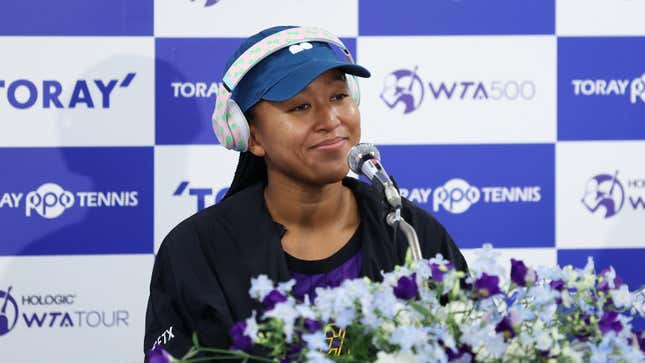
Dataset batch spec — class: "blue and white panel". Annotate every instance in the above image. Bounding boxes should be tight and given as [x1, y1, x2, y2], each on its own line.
[556, 0, 645, 36]
[359, 0, 555, 35]
[0, 37, 154, 147]
[154, 0, 359, 37]
[0, 254, 152, 362]
[0, 0, 153, 36]
[358, 36, 556, 144]
[380, 144, 554, 249]
[154, 145, 238, 253]
[556, 141, 645, 249]
[0, 148, 153, 256]
[558, 37, 645, 141]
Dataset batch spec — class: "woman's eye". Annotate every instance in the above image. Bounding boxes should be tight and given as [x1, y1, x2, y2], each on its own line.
[289, 103, 310, 112]
[332, 93, 349, 101]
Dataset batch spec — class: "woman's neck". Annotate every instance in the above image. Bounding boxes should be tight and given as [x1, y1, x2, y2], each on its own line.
[263, 176, 356, 231]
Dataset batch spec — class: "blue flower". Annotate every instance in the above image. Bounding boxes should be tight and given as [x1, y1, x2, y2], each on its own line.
[146, 344, 171, 363]
[230, 321, 253, 351]
[263, 289, 287, 311]
[474, 273, 501, 298]
[393, 273, 418, 300]
[430, 262, 453, 283]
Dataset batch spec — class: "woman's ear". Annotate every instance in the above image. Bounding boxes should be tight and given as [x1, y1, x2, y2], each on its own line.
[247, 122, 266, 158]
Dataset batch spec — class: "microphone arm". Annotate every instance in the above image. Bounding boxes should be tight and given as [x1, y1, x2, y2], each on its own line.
[347, 143, 424, 261]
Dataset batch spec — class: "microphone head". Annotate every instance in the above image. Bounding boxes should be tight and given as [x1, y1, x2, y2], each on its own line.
[347, 143, 381, 174]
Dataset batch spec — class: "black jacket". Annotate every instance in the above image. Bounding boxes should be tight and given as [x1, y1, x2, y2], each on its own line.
[144, 178, 468, 357]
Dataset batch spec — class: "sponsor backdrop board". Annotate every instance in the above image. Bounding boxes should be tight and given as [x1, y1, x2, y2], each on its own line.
[0, 0, 644, 361]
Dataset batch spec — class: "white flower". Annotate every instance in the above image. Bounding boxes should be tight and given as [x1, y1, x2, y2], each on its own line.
[243, 311, 259, 343]
[560, 344, 584, 363]
[302, 331, 328, 351]
[249, 274, 274, 301]
[389, 326, 428, 351]
[264, 299, 298, 342]
[277, 279, 296, 295]
[305, 350, 334, 363]
[612, 284, 633, 309]
[632, 287, 645, 317]
[375, 350, 419, 363]
[484, 333, 507, 359]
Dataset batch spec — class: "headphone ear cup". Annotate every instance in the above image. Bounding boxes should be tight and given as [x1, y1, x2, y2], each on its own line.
[347, 75, 360, 105]
[225, 98, 250, 152]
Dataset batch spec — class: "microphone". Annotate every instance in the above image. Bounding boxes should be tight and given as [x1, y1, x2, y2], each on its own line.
[347, 143, 402, 209]
[347, 143, 423, 261]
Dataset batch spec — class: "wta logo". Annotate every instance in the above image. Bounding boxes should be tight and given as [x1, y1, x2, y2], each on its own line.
[0, 286, 18, 337]
[380, 66, 536, 114]
[380, 67, 425, 114]
[581, 171, 645, 219]
[190, 0, 221, 7]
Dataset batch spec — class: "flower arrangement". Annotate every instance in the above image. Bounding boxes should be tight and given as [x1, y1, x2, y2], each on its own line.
[148, 244, 645, 362]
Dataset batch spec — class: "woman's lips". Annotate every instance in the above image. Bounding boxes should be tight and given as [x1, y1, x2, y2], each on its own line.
[311, 137, 347, 150]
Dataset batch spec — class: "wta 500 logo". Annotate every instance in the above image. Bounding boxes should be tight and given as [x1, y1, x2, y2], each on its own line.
[0, 73, 135, 109]
[399, 178, 542, 214]
[0, 182, 139, 219]
[380, 66, 536, 114]
[571, 73, 645, 104]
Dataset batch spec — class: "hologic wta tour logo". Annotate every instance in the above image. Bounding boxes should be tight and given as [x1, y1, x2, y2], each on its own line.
[571, 73, 645, 105]
[0, 182, 139, 219]
[399, 178, 542, 215]
[581, 171, 645, 219]
[0, 285, 129, 337]
[380, 66, 536, 114]
[0, 73, 136, 110]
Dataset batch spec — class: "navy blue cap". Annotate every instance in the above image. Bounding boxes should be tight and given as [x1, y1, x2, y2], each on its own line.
[224, 26, 371, 113]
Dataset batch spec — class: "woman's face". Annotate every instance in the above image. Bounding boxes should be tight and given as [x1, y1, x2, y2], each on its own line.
[248, 69, 361, 187]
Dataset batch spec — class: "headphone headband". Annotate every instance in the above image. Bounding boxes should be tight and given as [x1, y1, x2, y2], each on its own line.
[222, 26, 354, 91]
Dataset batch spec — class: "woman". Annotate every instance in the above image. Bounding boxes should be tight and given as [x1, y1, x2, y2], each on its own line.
[144, 25, 467, 358]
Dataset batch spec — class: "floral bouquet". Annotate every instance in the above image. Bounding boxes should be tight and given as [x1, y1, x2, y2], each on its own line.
[148, 244, 645, 362]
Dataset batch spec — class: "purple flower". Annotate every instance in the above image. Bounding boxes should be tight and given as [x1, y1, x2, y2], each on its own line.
[598, 311, 623, 334]
[146, 344, 171, 363]
[598, 268, 623, 293]
[430, 262, 453, 282]
[230, 321, 253, 351]
[280, 342, 303, 363]
[393, 273, 418, 300]
[633, 330, 645, 352]
[549, 279, 565, 291]
[445, 344, 473, 361]
[495, 316, 515, 340]
[303, 318, 322, 332]
[262, 289, 287, 311]
[474, 273, 501, 298]
[511, 258, 536, 287]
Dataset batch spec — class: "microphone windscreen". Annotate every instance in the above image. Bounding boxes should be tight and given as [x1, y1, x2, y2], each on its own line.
[347, 143, 381, 174]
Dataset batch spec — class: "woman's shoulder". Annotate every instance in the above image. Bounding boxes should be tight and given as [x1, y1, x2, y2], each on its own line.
[159, 182, 266, 252]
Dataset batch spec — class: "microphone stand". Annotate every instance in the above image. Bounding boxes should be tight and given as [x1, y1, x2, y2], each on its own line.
[381, 181, 424, 261]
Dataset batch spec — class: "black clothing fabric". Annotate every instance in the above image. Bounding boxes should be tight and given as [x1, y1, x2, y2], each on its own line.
[144, 178, 468, 358]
